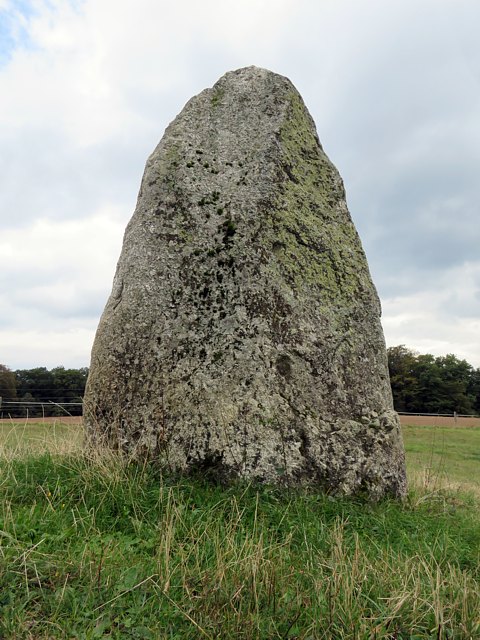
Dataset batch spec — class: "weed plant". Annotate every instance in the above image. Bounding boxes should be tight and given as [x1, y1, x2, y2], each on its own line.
[0, 425, 479, 639]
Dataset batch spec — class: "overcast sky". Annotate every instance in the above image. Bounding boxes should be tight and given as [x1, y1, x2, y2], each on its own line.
[1, 0, 480, 370]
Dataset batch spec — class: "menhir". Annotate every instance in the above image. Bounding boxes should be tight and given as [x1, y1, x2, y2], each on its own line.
[84, 66, 407, 499]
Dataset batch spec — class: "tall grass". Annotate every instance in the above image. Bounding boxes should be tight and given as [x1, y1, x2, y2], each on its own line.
[403, 424, 480, 497]
[0, 420, 83, 458]
[0, 424, 479, 638]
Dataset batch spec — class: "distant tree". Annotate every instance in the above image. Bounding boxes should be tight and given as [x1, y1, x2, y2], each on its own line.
[435, 354, 474, 414]
[14, 366, 88, 417]
[15, 367, 53, 402]
[387, 346, 479, 415]
[0, 364, 17, 404]
[468, 368, 480, 415]
[411, 353, 443, 413]
[387, 346, 418, 412]
[19, 392, 39, 418]
[50, 366, 88, 416]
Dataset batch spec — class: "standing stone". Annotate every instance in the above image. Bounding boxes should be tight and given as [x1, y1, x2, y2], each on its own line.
[84, 66, 407, 498]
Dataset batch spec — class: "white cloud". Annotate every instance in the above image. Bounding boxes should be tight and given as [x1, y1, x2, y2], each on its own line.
[0, 214, 124, 355]
[0, 326, 95, 369]
[1, 212, 123, 278]
[382, 261, 480, 367]
[1, 0, 480, 369]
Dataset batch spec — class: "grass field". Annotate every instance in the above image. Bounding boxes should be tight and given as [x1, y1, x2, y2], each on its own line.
[0, 421, 479, 639]
[0, 421, 84, 456]
[403, 424, 480, 496]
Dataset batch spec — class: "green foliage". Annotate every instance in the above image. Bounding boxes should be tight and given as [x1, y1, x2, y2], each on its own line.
[0, 426, 479, 638]
[8, 366, 89, 417]
[0, 364, 17, 403]
[388, 345, 480, 415]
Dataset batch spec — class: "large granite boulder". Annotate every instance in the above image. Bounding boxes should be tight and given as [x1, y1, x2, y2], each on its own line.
[84, 66, 407, 498]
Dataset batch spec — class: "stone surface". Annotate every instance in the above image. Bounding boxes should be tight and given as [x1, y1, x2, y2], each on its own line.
[84, 66, 407, 498]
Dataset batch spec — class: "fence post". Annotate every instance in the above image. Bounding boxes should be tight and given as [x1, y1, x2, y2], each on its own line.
[454, 411, 457, 424]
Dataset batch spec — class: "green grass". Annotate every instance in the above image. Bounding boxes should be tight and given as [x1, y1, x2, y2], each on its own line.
[0, 421, 83, 457]
[403, 424, 480, 495]
[0, 423, 479, 639]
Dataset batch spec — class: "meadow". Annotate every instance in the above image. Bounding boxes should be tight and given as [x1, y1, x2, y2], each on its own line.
[0, 421, 479, 639]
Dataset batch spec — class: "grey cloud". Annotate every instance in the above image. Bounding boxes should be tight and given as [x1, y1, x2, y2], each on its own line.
[0, 126, 156, 229]
[2, 0, 480, 367]
[444, 292, 480, 320]
[11, 286, 106, 315]
[311, 19, 480, 303]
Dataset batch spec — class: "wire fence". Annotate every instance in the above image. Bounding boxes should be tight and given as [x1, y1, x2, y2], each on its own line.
[1, 396, 478, 423]
[0, 399, 83, 419]
[397, 411, 479, 424]
[397, 411, 478, 417]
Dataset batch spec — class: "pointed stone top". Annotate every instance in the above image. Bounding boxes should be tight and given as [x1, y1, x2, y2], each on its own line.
[209, 65, 293, 91]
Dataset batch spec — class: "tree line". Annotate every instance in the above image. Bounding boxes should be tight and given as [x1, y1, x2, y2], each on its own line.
[0, 365, 88, 417]
[1, 347, 480, 418]
[387, 346, 480, 415]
